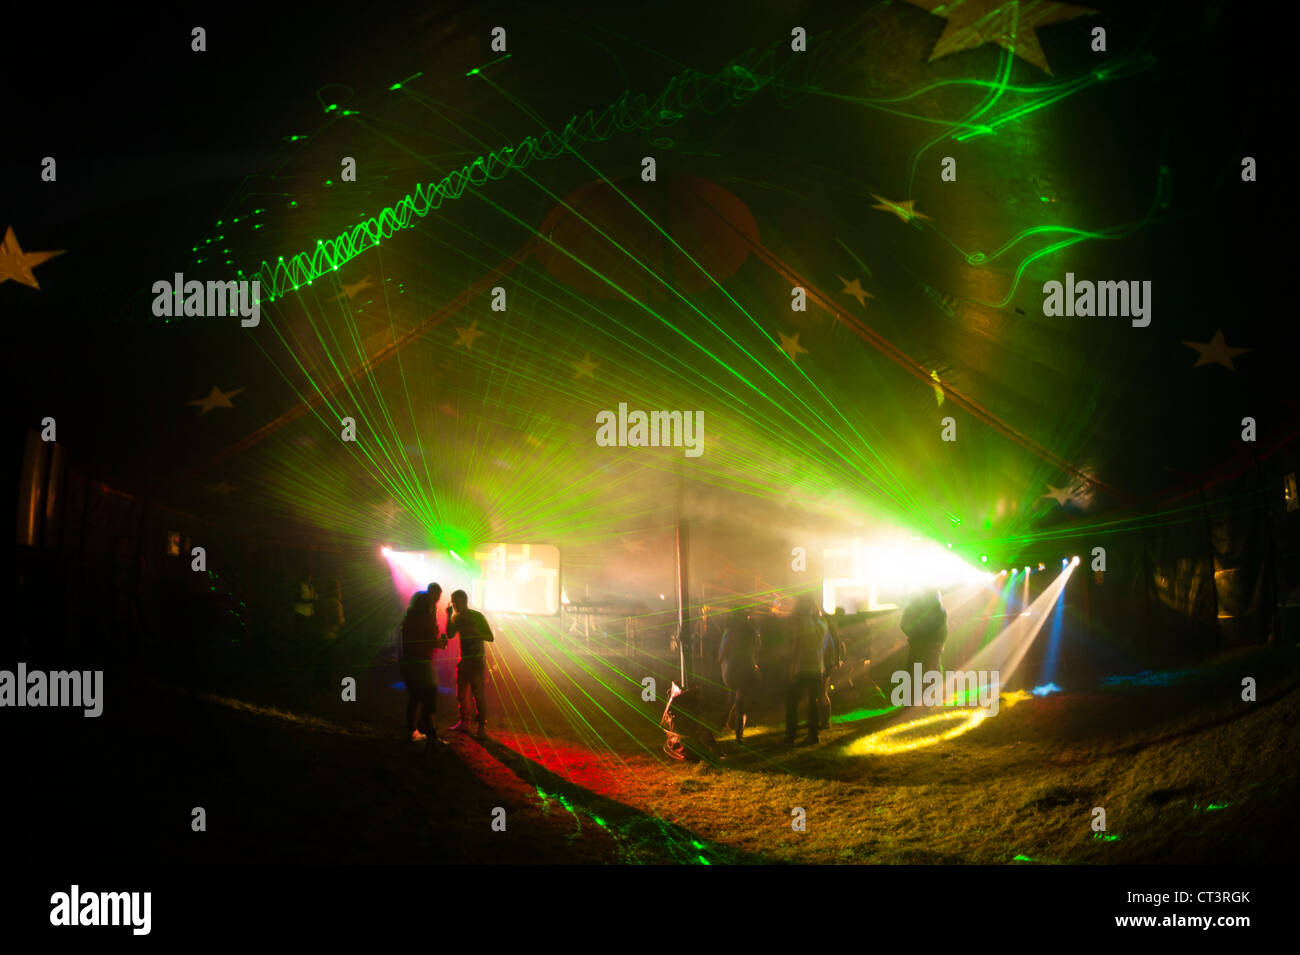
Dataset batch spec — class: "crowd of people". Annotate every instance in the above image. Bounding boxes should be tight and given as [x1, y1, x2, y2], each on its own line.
[715, 597, 850, 745]
[288, 567, 947, 751]
[715, 588, 947, 747]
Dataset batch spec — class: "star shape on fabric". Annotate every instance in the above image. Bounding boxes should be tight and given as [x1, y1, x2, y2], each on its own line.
[0, 227, 65, 289]
[571, 353, 599, 379]
[838, 275, 873, 307]
[778, 331, 809, 362]
[524, 434, 543, 448]
[1041, 484, 1074, 506]
[454, 319, 485, 349]
[1181, 329, 1250, 371]
[205, 480, 238, 495]
[335, 275, 375, 301]
[870, 195, 933, 225]
[906, 0, 1099, 76]
[188, 385, 244, 415]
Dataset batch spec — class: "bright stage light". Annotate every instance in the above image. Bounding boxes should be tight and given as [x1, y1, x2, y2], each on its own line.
[822, 534, 990, 612]
[381, 546, 392, 557]
[1071, 555, 1080, 565]
[471, 542, 561, 615]
[1037, 562, 1045, 571]
[980, 555, 988, 563]
[1024, 566, 1030, 573]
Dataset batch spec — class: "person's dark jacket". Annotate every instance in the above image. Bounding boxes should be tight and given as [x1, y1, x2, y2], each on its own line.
[719, 625, 758, 689]
[400, 606, 439, 689]
[901, 591, 947, 650]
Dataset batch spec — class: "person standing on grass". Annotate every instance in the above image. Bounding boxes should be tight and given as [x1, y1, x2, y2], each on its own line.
[785, 595, 825, 745]
[818, 607, 845, 730]
[446, 589, 494, 740]
[400, 587, 445, 743]
[316, 578, 346, 689]
[720, 608, 760, 742]
[901, 588, 947, 678]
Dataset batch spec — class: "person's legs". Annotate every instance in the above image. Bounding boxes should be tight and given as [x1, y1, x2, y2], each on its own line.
[784, 680, 799, 742]
[406, 690, 421, 735]
[921, 645, 943, 702]
[455, 660, 470, 725]
[736, 682, 751, 741]
[418, 687, 437, 736]
[805, 677, 821, 742]
[469, 659, 487, 731]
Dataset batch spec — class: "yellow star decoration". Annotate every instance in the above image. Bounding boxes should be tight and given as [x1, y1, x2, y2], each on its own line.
[1182, 329, 1250, 371]
[454, 319, 485, 349]
[188, 385, 245, 415]
[778, 331, 809, 362]
[0, 227, 65, 289]
[906, 0, 1098, 76]
[571, 353, 599, 379]
[930, 369, 945, 406]
[870, 195, 933, 225]
[838, 275, 873, 307]
[335, 275, 375, 301]
[1041, 484, 1073, 506]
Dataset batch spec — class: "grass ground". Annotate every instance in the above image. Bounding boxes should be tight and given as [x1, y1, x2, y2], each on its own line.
[86, 639, 1299, 864]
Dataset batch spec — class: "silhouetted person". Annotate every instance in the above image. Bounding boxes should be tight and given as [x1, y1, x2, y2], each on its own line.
[400, 586, 445, 742]
[818, 607, 846, 729]
[293, 570, 317, 632]
[315, 579, 345, 689]
[901, 588, 947, 675]
[719, 609, 759, 742]
[702, 613, 723, 689]
[446, 589, 494, 740]
[291, 570, 318, 688]
[785, 596, 826, 745]
[320, 579, 345, 639]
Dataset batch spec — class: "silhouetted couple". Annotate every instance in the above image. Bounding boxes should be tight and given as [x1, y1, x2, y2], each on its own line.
[400, 584, 494, 743]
